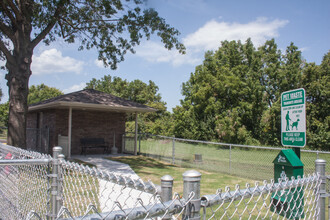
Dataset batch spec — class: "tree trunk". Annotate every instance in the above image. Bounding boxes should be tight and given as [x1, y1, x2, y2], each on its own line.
[6, 51, 32, 149]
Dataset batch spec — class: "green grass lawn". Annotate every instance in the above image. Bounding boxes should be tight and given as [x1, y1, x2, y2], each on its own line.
[134, 138, 329, 180]
[108, 155, 257, 196]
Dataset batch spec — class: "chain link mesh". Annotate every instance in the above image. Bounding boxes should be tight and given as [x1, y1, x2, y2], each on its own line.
[0, 144, 51, 219]
[56, 174, 321, 220]
[0, 144, 325, 219]
[201, 174, 321, 219]
[59, 159, 158, 218]
[0, 143, 52, 160]
[122, 133, 136, 154]
[135, 133, 330, 180]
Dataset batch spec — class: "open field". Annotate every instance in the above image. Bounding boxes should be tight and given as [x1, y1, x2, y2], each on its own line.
[135, 138, 330, 180]
[108, 155, 256, 195]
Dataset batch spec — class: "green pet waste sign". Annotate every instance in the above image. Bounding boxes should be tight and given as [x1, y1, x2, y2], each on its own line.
[281, 88, 306, 147]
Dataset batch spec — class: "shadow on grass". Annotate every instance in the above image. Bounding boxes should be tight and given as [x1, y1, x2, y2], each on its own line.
[69, 158, 96, 168]
[106, 155, 177, 172]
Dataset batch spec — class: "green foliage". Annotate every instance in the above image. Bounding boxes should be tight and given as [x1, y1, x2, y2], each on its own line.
[0, 102, 9, 128]
[174, 39, 265, 144]
[175, 39, 329, 150]
[0, 87, 6, 131]
[0, 84, 63, 129]
[86, 75, 174, 135]
[302, 52, 330, 150]
[28, 84, 63, 105]
[1, 0, 185, 69]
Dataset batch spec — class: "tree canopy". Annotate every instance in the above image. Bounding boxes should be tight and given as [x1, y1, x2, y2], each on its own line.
[0, 0, 184, 148]
[173, 39, 329, 150]
[28, 83, 63, 104]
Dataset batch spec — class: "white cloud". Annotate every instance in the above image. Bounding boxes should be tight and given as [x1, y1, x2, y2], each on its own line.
[63, 82, 86, 94]
[299, 47, 308, 52]
[32, 49, 84, 75]
[135, 41, 201, 66]
[184, 17, 289, 51]
[94, 59, 105, 68]
[135, 17, 288, 66]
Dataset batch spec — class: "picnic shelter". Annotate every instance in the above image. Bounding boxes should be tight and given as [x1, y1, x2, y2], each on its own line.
[26, 89, 156, 157]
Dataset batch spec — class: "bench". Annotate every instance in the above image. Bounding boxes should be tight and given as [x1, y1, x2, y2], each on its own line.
[80, 138, 108, 155]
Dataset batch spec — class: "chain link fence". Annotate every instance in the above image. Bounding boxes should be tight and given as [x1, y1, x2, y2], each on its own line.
[60, 159, 157, 218]
[201, 174, 321, 219]
[129, 133, 330, 180]
[0, 143, 327, 219]
[0, 144, 157, 219]
[0, 144, 51, 219]
[122, 133, 135, 154]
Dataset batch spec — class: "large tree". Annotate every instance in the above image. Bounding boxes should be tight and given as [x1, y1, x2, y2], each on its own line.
[0, 0, 184, 148]
[174, 39, 329, 150]
[174, 39, 266, 143]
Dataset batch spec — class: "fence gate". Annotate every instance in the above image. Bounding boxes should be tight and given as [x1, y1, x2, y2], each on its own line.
[26, 128, 49, 154]
[122, 133, 136, 154]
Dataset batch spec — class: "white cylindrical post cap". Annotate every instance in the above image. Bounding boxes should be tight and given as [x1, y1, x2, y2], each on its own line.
[161, 175, 174, 188]
[161, 175, 174, 182]
[53, 146, 62, 152]
[183, 170, 201, 181]
[315, 159, 326, 165]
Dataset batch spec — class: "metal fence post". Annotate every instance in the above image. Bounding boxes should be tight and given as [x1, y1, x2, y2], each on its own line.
[182, 170, 201, 220]
[57, 154, 65, 212]
[122, 134, 125, 153]
[315, 159, 326, 220]
[48, 146, 62, 220]
[161, 175, 174, 219]
[138, 134, 141, 154]
[229, 144, 232, 173]
[172, 137, 175, 165]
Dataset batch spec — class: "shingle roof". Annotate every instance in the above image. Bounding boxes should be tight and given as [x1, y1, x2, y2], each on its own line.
[28, 89, 156, 113]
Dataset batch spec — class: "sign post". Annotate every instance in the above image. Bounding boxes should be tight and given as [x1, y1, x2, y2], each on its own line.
[281, 88, 306, 157]
[272, 88, 306, 217]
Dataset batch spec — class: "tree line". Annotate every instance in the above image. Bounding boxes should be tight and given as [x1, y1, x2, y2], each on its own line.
[84, 39, 329, 150]
[0, 39, 328, 150]
[173, 39, 329, 150]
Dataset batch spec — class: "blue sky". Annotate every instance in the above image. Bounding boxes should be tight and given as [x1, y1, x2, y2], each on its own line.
[1, 0, 329, 111]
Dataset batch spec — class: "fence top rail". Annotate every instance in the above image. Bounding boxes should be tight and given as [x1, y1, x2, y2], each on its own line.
[0, 158, 50, 166]
[0, 143, 52, 159]
[126, 133, 330, 154]
[201, 173, 320, 207]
